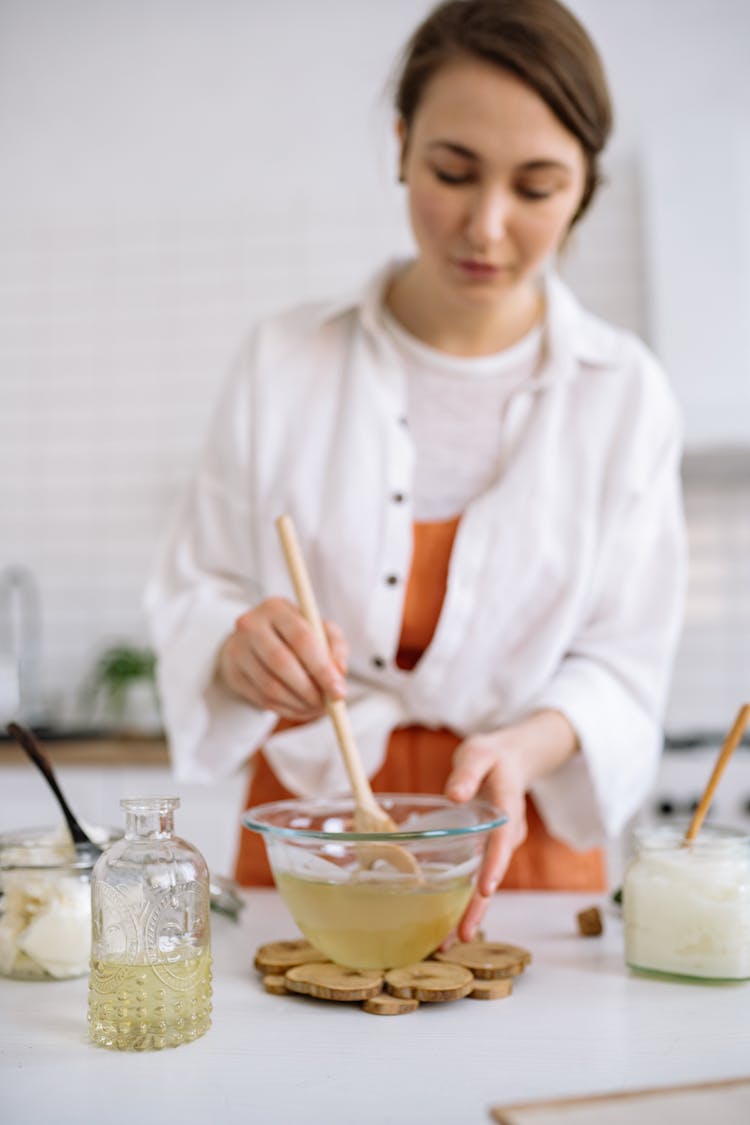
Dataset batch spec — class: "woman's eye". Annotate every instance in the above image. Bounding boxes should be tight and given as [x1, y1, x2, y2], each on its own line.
[433, 168, 473, 185]
[517, 184, 556, 201]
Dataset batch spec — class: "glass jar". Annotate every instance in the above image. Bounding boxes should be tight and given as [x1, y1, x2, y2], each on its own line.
[0, 825, 120, 981]
[623, 822, 750, 981]
[87, 797, 212, 1050]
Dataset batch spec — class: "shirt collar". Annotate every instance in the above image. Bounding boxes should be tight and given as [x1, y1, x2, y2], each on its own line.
[317, 260, 621, 381]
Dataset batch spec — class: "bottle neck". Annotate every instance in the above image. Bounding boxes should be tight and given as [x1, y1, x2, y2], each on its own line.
[124, 809, 175, 839]
[121, 796, 180, 839]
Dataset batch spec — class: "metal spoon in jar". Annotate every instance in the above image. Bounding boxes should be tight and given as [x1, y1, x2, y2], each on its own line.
[6, 721, 103, 865]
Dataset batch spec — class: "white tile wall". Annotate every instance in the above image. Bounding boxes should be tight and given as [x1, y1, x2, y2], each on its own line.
[0, 209, 408, 717]
[666, 453, 750, 733]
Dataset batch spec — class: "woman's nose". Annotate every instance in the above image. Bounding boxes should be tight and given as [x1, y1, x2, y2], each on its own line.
[465, 186, 509, 248]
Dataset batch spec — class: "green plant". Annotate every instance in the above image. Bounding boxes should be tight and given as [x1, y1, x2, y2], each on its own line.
[82, 644, 158, 723]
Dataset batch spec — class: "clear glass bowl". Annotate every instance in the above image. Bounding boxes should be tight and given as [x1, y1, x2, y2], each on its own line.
[243, 794, 506, 969]
[0, 825, 121, 981]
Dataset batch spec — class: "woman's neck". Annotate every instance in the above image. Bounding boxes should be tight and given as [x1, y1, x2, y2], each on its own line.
[384, 261, 544, 357]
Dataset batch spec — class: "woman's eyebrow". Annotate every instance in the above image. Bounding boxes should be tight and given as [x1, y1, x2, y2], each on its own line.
[427, 143, 573, 175]
[427, 140, 477, 159]
[521, 159, 573, 173]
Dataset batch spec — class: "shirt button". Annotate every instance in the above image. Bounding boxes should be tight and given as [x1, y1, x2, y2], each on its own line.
[391, 492, 406, 503]
[385, 574, 399, 586]
[398, 415, 408, 427]
[371, 656, 386, 670]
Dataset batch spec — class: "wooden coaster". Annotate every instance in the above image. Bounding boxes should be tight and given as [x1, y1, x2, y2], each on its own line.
[253, 937, 528, 1014]
[254, 939, 330, 975]
[262, 973, 289, 995]
[434, 940, 531, 979]
[385, 962, 474, 1002]
[284, 962, 384, 1002]
[363, 994, 420, 1016]
[469, 977, 513, 1000]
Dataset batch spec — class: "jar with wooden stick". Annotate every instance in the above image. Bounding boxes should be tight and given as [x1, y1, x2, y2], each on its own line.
[622, 703, 750, 981]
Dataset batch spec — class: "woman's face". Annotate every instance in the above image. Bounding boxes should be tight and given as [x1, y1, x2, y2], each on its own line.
[399, 56, 587, 309]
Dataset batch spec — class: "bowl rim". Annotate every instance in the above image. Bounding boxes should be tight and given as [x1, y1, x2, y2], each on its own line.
[242, 793, 507, 842]
[0, 826, 122, 873]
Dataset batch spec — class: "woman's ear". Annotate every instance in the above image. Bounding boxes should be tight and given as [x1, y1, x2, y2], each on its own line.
[396, 117, 408, 184]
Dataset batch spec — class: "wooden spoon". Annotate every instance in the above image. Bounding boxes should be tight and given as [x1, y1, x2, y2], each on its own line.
[6, 721, 103, 865]
[275, 515, 420, 875]
[683, 702, 750, 844]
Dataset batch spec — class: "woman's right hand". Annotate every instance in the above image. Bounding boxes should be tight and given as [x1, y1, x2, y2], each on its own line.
[216, 597, 349, 722]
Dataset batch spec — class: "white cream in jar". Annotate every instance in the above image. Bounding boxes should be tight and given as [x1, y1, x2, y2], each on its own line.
[0, 824, 115, 981]
[623, 823, 750, 981]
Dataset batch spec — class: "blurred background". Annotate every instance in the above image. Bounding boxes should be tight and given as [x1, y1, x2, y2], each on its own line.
[0, 1, 748, 804]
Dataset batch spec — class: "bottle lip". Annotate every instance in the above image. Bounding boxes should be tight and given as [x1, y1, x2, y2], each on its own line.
[119, 796, 180, 814]
[633, 821, 750, 851]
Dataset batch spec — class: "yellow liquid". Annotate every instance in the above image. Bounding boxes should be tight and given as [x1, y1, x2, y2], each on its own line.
[275, 870, 473, 969]
[87, 948, 212, 1050]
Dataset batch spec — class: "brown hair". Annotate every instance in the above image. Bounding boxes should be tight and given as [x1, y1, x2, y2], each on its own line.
[394, 0, 613, 224]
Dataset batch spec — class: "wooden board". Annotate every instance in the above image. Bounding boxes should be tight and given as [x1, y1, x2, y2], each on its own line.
[491, 1077, 750, 1125]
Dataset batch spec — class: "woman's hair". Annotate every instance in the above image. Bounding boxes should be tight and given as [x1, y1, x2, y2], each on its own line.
[394, 0, 613, 224]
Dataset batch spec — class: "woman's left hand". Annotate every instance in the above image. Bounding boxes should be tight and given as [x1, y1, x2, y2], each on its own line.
[444, 731, 530, 941]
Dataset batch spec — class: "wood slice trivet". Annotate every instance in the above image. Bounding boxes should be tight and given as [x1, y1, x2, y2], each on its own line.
[254, 938, 528, 1014]
[284, 962, 384, 1001]
[363, 994, 420, 1016]
[433, 940, 531, 979]
[385, 962, 474, 1002]
[262, 973, 289, 995]
[254, 939, 330, 975]
[469, 977, 513, 1000]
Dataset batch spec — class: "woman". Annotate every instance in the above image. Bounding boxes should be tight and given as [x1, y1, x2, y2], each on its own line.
[146, 0, 686, 939]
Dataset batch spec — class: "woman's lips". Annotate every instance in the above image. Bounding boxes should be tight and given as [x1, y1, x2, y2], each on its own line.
[454, 259, 508, 279]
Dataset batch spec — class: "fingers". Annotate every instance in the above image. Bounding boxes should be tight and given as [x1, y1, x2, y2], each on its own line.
[456, 828, 514, 940]
[324, 620, 349, 678]
[444, 737, 497, 803]
[457, 891, 490, 943]
[219, 598, 349, 719]
[445, 733, 531, 938]
[477, 825, 512, 897]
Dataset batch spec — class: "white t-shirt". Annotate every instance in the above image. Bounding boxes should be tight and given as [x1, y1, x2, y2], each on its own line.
[380, 307, 544, 519]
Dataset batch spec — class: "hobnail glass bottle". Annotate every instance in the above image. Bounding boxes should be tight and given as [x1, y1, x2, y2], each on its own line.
[87, 797, 212, 1050]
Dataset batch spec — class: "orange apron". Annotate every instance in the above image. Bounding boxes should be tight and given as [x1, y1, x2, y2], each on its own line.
[234, 519, 606, 891]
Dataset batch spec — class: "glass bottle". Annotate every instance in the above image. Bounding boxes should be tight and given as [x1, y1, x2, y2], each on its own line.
[87, 797, 212, 1050]
[623, 821, 750, 981]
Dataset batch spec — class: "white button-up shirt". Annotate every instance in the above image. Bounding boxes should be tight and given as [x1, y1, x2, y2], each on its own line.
[145, 265, 687, 850]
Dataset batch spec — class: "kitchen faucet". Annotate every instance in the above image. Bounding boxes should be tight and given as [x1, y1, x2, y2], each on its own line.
[0, 564, 42, 725]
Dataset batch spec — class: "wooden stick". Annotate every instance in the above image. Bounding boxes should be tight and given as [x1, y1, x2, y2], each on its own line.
[274, 515, 424, 875]
[274, 514, 378, 812]
[683, 702, 750, 844]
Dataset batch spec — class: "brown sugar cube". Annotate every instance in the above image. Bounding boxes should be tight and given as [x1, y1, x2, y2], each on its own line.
[576, 906, 604, 937]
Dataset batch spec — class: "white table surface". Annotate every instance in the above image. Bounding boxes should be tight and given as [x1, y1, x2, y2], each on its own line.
[2, 891, 748, 1125]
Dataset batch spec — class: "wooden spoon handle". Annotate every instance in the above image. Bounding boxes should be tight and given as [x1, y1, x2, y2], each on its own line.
[274, 515, 375, 811]
[683, 702, 750, 843]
